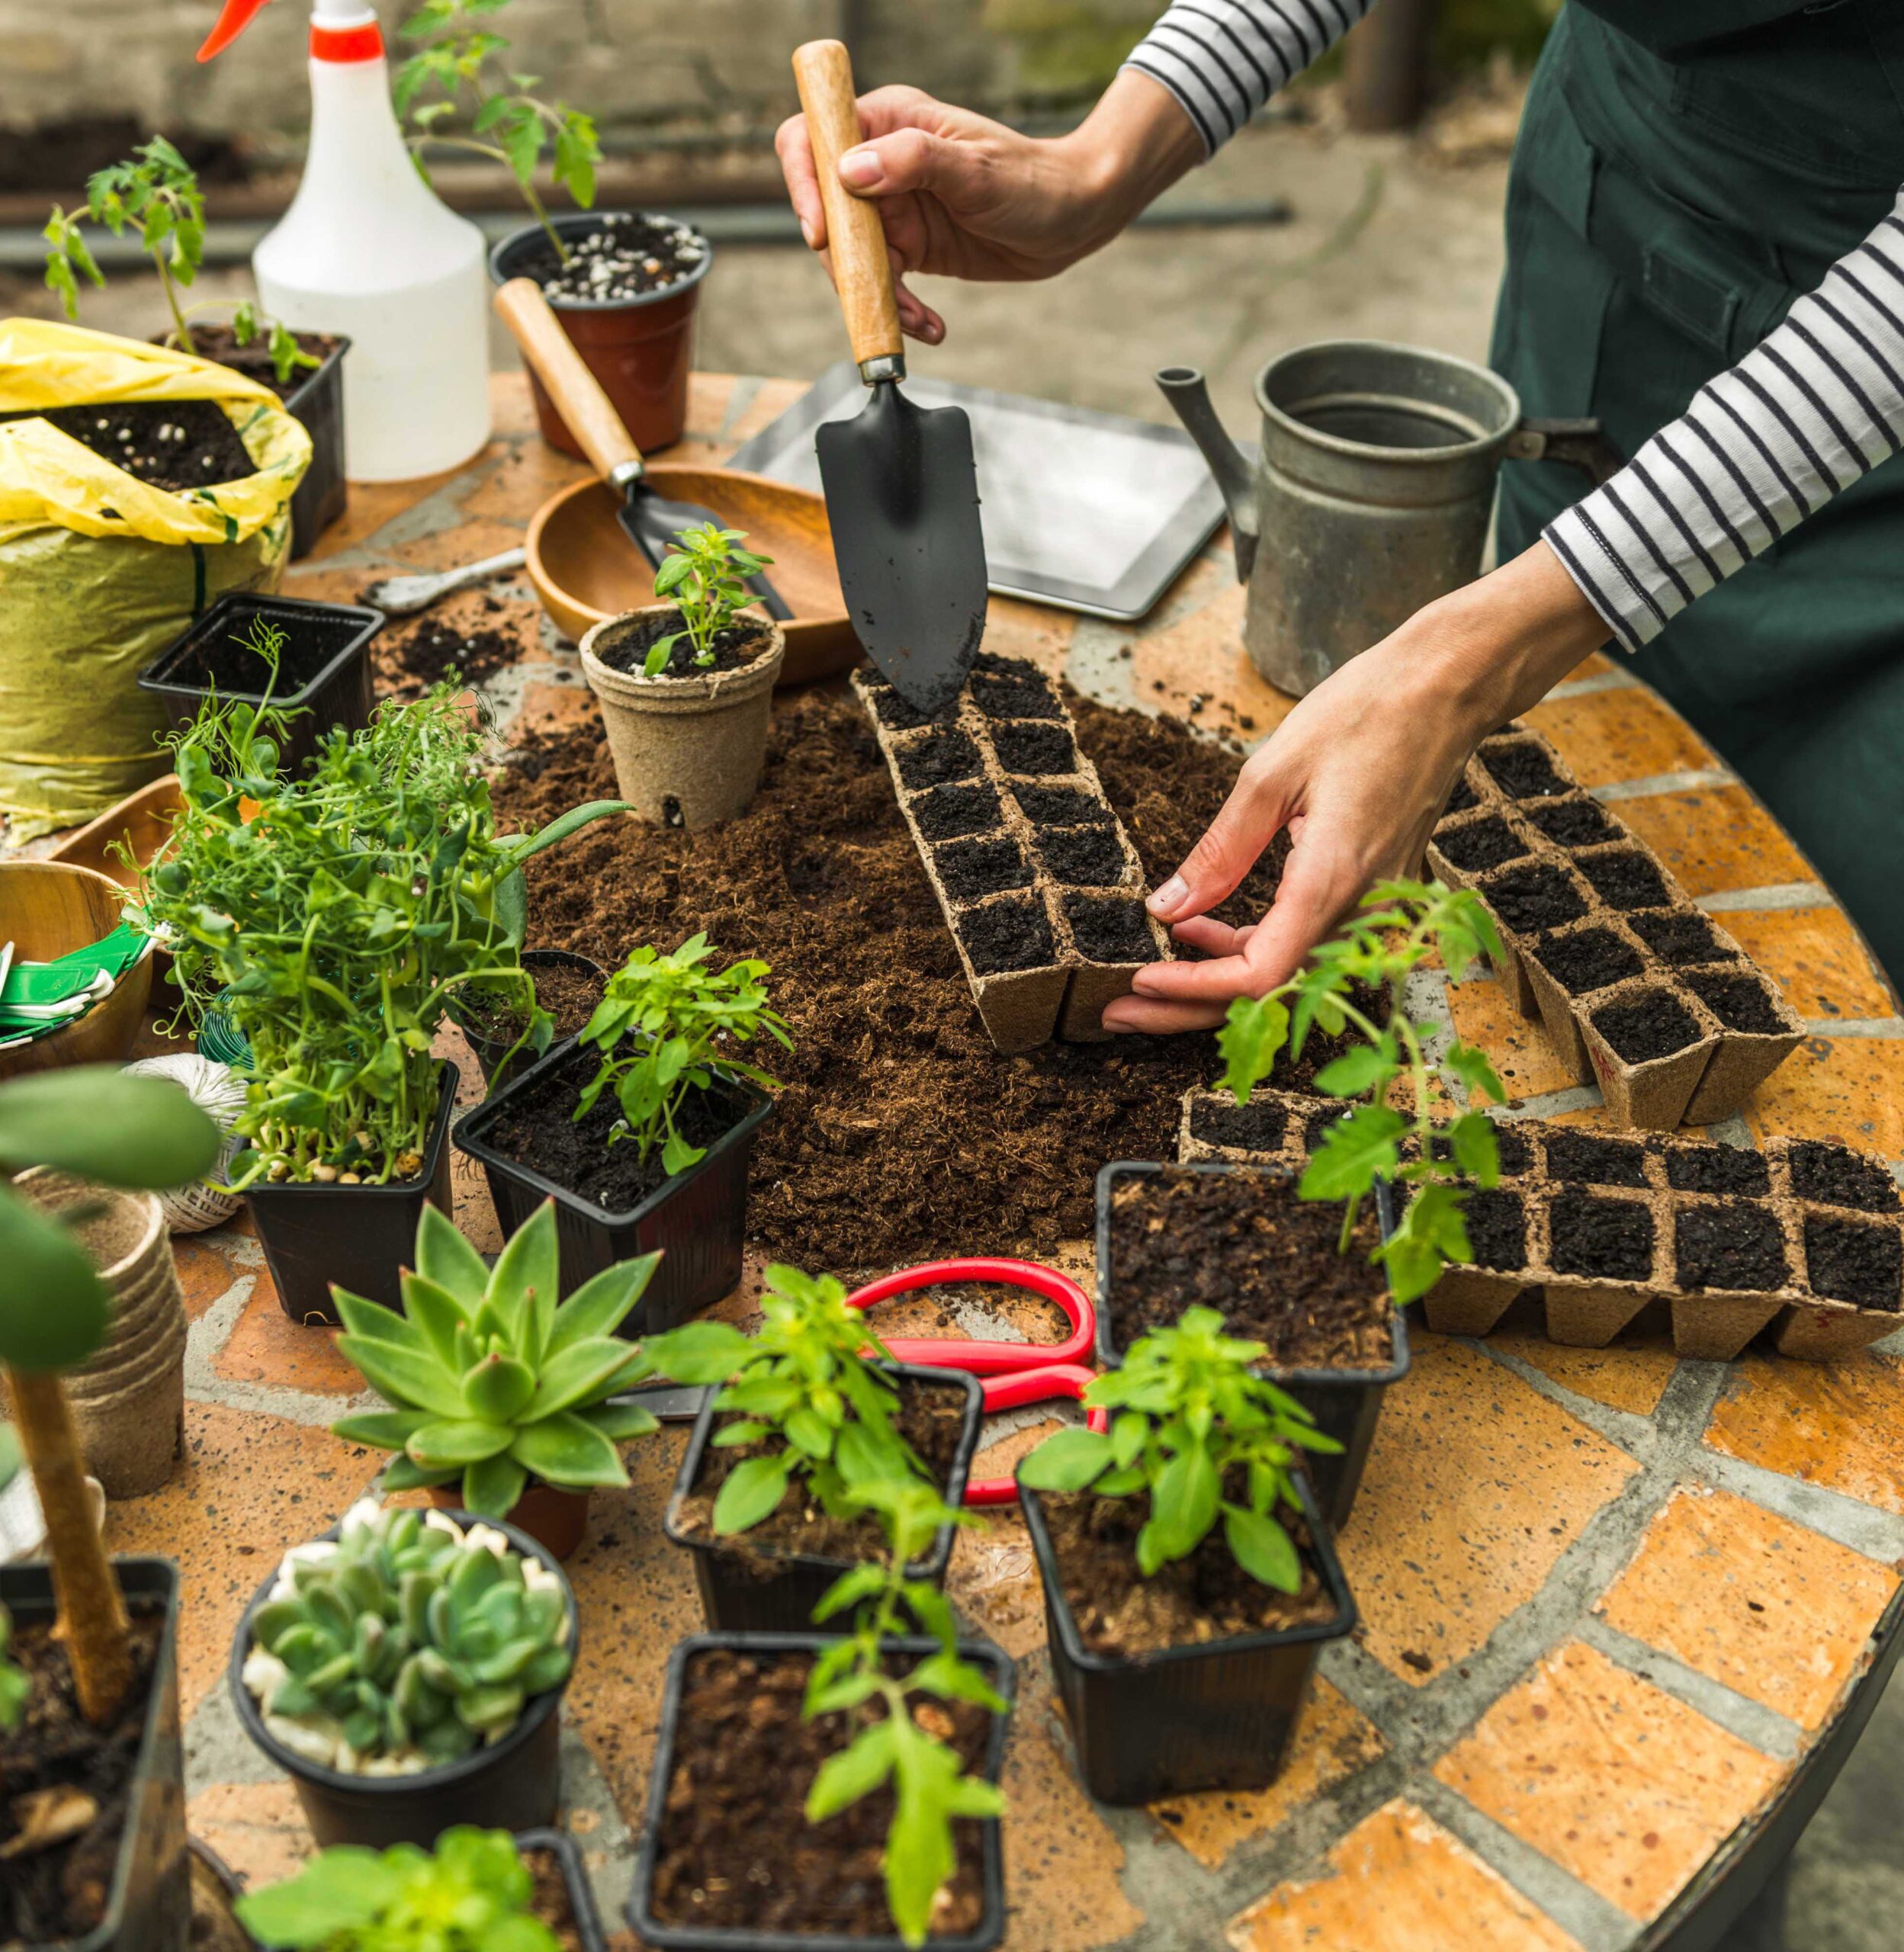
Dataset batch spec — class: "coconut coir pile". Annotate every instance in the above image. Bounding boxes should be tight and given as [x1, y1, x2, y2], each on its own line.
[491, 684, 1317, 1275]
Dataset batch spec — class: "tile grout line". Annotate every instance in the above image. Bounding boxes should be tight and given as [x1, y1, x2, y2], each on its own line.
[1695, 882, 1834, 913]
[1591, 767, 1735, 802]
[1575, 1613, 1805, 1762]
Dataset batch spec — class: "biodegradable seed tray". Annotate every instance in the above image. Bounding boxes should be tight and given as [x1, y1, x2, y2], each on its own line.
[854, 657, 1170, 1054]
[1427, 727, 1803, 1128]
[1177, 1083, 1903, 1363]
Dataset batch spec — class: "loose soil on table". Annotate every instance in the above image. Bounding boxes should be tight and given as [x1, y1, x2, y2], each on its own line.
[1541, 1128, 1650, 1189]
[1674, 1201, 1790, 1292]
[1, 1613, 165, 1943]
[180, 324, 341, 402]
[480, 1043, 753, 1213]
[1483, 862, 1588, 934]
[1592, 989, 1702, 1063]
[1629, 909, 1738, 967]
[673, 1376, 971, 1568]
[25, 400, 254, 492]
[1787, 1141, 1901, 1214]
[1040, 824, 1130, 887]
[1437, 815, 1528, 872]
[912, 782, 1000, 841]
[511, 212, 708, 303]
[1803, 1215, 1902, 1310]
[648, 1646, 992, 1939]
[525, 1849, 589, 1952]
[592, 612, 774, 680]
[457, 959, 604, 1046]
[491, 685, 1341, 1273]
[1577, 850, 1672, 911]
[1463, 1189, 1530, 1270]
[159, 604, 364, 697]
[993, 718, 1080, 775]
[1548, 1189, 1655, 1282]
[1667, 1145, 1771, 1197]
[1063, 893, 1155, 965]
[1535, 926, 1642, 996]
[374, 599, 522, 702]
[1107, 1168, 1390, 1367]
[1039, 1485, 1338, 1658]
[958, 895, 1055, 975]
[933, 835, 1031, 901]
[1189, 1094, 1289, 1154]
[1480, 740, 1570, 798]
[1013, 782, 1116, 830]
[896, 729, 983, 789]
[1525, 798, 1621, 848]
[1684, 969, 1788, 1034]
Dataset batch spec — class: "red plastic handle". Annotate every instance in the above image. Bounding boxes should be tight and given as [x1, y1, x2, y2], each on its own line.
[844, 1257, 1095, 1374]
[964, 1363, 1106, 1507]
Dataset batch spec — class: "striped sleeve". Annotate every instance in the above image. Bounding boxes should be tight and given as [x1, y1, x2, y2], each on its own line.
[1122, 0, 1376, 155]
[1547, 190, 1904, 652]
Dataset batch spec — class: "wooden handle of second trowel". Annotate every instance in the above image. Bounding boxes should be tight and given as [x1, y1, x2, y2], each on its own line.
[792, 40, 904, 371]
[493, 276, 642, 483]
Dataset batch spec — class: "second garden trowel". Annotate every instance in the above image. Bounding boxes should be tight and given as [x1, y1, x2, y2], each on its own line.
[792, 38, 988, 716]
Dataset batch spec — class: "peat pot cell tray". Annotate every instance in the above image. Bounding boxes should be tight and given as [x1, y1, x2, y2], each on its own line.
[1629, 909, 1740, 967]
[865, 681, 956, 732]
[1463, 1187, 1532, 1272]
[1479, 739, 1572, 798]
[1674, 1200, 1792, 1292]
[1187, 1093, 1291, 1154]
[1666, 1145, 1772, 1197]
[1548, 1188, 1656, 1283]
[934, 834, 1032, 901]
[1435, 815, 1529, 874]
[1524, 797, 1623, 848]
[1011, 782, 1118, 830]
[1038, 824, 1131, 888]
[1488, 1125, 1534, 1176]
[968, 652, 1064, 720]
[1446, 776, 1479, 813]
[895, 728, 984, 791]
[1576, 849, 1674, 911]
[1062, 893, 1157, 965]
[1803, 1214, 1904, 1311]
[1481, 862, 1590, 935]
[991, 718, 1080, 775]
[1683, 969, 1790, 1035]
[1540, 1128, 1649, 1189]
[1786, 1141, 1902, 1214]
[1533, 926, 1644, 996]
[958, 895, 1058, 974]
[910, 782, 1002, 842]
[1591, 988, 1704, 1064]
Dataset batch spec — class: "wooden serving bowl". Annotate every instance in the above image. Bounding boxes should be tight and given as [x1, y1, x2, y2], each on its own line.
[47, 774, 184, 889]
[0, 862, 153, 1080]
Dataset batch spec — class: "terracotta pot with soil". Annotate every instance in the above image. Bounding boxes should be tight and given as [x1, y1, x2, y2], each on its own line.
[663, 1365, 984, 1633]
[489, 213, 711, 458]
[631, 1633, 1011, 1951]
[450, 949, 607, 1093]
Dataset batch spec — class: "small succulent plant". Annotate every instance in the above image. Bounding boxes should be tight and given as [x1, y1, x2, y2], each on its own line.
[243, 1501, 571, 1773]
[331, 1201, 660, 1518]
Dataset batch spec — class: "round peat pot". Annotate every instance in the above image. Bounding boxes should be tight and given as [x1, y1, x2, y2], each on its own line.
[423, 1479, 591, 1562]
[0, 1557, 188, 1952]
[489, 212, 712, 458]
[228, 1511, 579, 1850]
[1019, 1474, 1354, 1806]
[1093, 1160, 1407, 1530]
[663, 1365, 984, 1634]
[242, 1060, 459, 1326]
[451, 949, 606, 1093]
[454, 1036, 771, 1322]
[630, 1632, 1011, 1952]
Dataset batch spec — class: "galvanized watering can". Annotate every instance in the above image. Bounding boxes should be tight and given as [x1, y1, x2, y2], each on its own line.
[1159, 342, 1620, 697]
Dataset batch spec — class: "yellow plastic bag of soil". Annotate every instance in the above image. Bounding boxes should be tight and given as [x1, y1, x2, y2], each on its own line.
[0, 318, 312, 840]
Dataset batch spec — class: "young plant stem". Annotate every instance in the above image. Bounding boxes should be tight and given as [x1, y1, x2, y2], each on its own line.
[155, 251, 196, 355]
[413, 134, 570, 263]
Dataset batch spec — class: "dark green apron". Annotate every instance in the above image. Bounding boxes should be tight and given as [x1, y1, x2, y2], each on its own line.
[1490, 0, 1904, 984]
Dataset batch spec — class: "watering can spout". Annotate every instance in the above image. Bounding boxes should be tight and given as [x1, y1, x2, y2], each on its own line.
[1157, 367, 1259, 583]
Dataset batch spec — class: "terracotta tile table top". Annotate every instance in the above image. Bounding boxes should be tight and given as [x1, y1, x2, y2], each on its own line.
[30, 376, 1904, 1952]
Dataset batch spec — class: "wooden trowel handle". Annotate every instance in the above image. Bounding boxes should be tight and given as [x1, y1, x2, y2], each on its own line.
[493, 276, 642, 485]
[792, 39, 904, 375]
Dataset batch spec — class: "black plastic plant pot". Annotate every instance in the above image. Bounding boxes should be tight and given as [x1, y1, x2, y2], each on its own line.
[137, 589, 383, 778]
[242, 1059, 459, 1327]
[283, 336, 350, 560]
[0, 1557, 188, 1952]
[664, 1366, 984, 1635]
[1093, 1161, 1408, 1530]
[1019, 1475, 1354, 1806]
[512, 1828, 611, 1950]
[451, 950, 606, 1093]
[629, 1631, 1011, 1952]
[454, 1035, 771, 1324]
[227, 1510, 579, 1851]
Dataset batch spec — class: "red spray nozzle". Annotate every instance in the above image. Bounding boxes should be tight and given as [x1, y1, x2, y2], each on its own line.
[197, 0, 272, 62]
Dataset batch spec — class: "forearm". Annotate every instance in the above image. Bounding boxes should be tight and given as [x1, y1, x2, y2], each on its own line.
[1052, 69, 1207, 246]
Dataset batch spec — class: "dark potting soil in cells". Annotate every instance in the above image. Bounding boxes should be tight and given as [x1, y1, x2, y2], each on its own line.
[894, 729, 982, 791]
[1803, 1214, 1904, 1310]
[910, 781, 1000, 841]
[1040, 1485, 1338, 1658]
[675, 1377, 971, 1565]
[185, 323, 342, 401]
[1013, 781, 1118, 830]
[1541, 1128, 1650, 1189]
[1534, 926, 1643, 995]
[1628, 908, 1739, 967]
[968, 652, 1065, 721]
[1787, 1140, 1902, 1214]
[0, 1613, 165, 1942]
[647, 1646, 991, 1940]
[1666, 1145, 1772, 1197]
[1446, 777, 1479, 814]
[1038, 822, 1130, 888]
[513, 211, 708, 303]
[27, 398, 254, 491]
[1591, 988, 1702, 1064]
[933, 834, 1031, 901]
[1482, 862, 1588, 935]
[1189, 1093, 1289, 1154]
[1479, 740, 1571, 798]
[592, 612, 774, 679]
[1577, 849, 1672, 911]
[1526, 797, 1622, 848]
[1684, 969, 1789, 1034]
[1464, 1189, 1530, 1270]
[1548, 1188, 1655, 1283]
[162, 602, 365, 696]
[865, 679, 958, 732]
[1108, 1169, 1392, 1368]
[374, 599, 523, 702]
[480, 1043, 753, 1214]
[1437, 814, 1529, 873]
[991, 718, 1080, 775]
[1063, 893, 1156, 965]
[958, 894, 1056, 974]
[491, 685, 1344, 1272]
[1674, 1200, 1790, 1293]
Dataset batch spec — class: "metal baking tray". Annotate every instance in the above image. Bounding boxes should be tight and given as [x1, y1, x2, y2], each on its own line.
[725, 361, 1226, 622]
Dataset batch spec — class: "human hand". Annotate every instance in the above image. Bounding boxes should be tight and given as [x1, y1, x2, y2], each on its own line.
[1103, 542, 1609, 1034]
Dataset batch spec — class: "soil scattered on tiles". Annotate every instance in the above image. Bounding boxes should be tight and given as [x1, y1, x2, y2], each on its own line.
[1482, 862, 1588, 934]
[1039, 824, 1129, 887]
[376, 598, 523, 701]
[1480, 740, 1570, 798]
[959, 896, 1055, 975]
[1437, 815, 1527, 873]
[1803, 1215, 1902, 1310]
[1674, 1201, 1790, 1292]
[1063, 893, 1155, 965]
[1542, 1128, 1650, 1189]
[1576, 849, 1671, 910]
[1591, 990, 1701, 1063]
[895, 729, 983, 790]
[1525, 797, 1621, 848]
[933, 835, 1030, 901]
[1684, 969, 1788, 1034]
[23, 399, 253, 491]
[1548, 1189, 1655, 1282]
[1534, 926, 1642, 996]
[1666, 1145, 1771, 1197]
[1787, 1141, 1901, 1214]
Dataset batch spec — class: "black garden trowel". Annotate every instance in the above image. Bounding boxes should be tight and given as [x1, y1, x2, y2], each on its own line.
[792, 38, 989, 716]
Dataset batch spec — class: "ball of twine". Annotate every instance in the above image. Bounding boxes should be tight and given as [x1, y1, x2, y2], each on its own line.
[122, 1053, 250, 1233]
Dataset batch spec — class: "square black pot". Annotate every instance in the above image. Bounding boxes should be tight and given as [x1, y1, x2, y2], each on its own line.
[1095, 1160, 1407, 1530]
[514, 1828, 610, 1950]
[0, 1558, 187, 1952]
[450, 949, 605, 1094]
[454, 1035, 772, 1324]
[282, 337, 350, 559]
[663, 1365, 984, 1634]
[242, 1059, 459, 1327]
[138, 589, 383, 778]
[1019, 1475, 1354, 1806]
[629, 1631, 1010, 1952]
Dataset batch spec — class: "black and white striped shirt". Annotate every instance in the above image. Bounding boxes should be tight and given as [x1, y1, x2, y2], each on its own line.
[1125, 0, 1904, 654]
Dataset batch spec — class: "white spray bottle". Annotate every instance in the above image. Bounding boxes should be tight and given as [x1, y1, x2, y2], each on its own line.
[198, 0, 492, 480]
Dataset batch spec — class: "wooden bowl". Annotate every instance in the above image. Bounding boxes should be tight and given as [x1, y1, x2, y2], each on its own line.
[525, 466, 863, 688]
[47, 774, 183, 889]
[0, 862, 153, 1080]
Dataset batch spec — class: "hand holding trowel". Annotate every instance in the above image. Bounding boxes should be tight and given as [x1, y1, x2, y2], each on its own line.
[791, 40, 990, 716]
